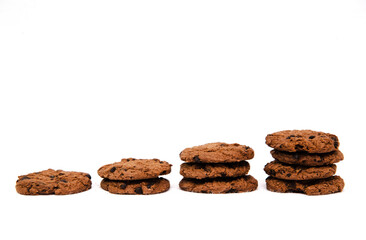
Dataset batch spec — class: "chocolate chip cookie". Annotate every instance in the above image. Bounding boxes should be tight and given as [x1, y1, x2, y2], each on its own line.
[180, 142, 254, 163]
[266, 176, 345, 195]
[100, 177, 170, 195]
[98, 158, 172, 180]
[179, 175, 258, 194]
[16, 169, 92, 195]
[264, 160, 337, 180]
[180, 161, 250, 179]
[270, 149, 344, 166]
[266, 130, 339, 153]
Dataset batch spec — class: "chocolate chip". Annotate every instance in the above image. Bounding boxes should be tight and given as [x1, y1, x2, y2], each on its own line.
[295, 144, 304, 151]
[226, 189, 238, 193]
[21, 176, 30, 180]
[331, 136, 339, 148]
[201, 190, 208, 193]
[49, 175, 55, 179]
[110, 167, 116, 173]
[147, 182, 155, 189]
[193, 156, 201, 162]
[161, 171, 167, 174]
[86, 174, 91, 179]
[60, 180, 68, 183]
[286, 135, 295, 139]
[120, 183, 127, 189]
[286, 173, 291, 177]
[309, 136, 315, 139]
[134, 187, 143, 194]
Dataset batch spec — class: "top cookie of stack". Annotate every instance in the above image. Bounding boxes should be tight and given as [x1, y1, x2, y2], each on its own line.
[179, 142, 258, 194]
[264, 130, 345, 195]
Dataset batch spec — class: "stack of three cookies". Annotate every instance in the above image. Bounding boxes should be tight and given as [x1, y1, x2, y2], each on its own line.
[179, 142, 258, 194]
[264, 130, 345, 195]
[98, 158, 172, 195]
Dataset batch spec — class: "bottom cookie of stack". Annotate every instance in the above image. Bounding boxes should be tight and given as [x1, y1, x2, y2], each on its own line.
[101, 177, 170, 195]
[266, 176, 345, 196]
[179, 175, 258, 194]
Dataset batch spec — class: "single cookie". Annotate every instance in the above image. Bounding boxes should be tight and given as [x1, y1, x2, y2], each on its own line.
[180, 142, 254, 163]
[16, 169, 92, 195]
[271, 149, 344, 166]
[179, 175, 258, 194]
[180, 161, 250, 179]
[100, 177, 170, 195]
[264, 160, 336, 180]
[266, 176, 345, 195]
[265, 130, 339, 153]
[98, 158, 172, 180]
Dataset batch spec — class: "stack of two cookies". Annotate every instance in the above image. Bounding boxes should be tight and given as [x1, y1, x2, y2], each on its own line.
[179, 142, 258, 194]
[264, 130, 345, 195]
[98, 158, 172, 195]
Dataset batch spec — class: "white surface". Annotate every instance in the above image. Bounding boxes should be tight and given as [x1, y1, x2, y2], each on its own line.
[1, 0, 365, 239]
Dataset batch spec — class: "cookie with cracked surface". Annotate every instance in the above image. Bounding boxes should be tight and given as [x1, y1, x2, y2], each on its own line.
[271, 149, 344, 166]
[266, 130, 339, 153]
[264, 160, 336, 180]
[180, 161, 250, 179]
[179, 175, 257, 194]
[266, 176, 344, 195]
[100, 177, 170, 195]
[98, 158, 172, 180]
[180, 142, 254, 163]
[16, 169, 92, 195]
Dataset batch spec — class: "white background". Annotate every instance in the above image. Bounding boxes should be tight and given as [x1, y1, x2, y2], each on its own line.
[1, 0, 365, 239]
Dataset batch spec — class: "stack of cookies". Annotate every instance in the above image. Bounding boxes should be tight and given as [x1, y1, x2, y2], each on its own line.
[98, 158, 172, 195]
[264, 130, 345, 195]
[179, 142, 258, 194]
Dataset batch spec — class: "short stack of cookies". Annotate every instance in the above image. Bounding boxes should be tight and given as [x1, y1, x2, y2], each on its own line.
[264, 130, 345, 195]
[98, 158, 172, 195]
[179, 142, 258, 194]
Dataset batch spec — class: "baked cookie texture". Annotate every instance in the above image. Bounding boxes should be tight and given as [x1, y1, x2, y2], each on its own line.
[180, 161, 250, 179]
[265, 130, 339, 153]
[180, 142, 254, 163]
[266, 176, 345, 195]
[101, 178, 170, 195]
[179, 175, 258, 194]
[16, 169, 92, 195]
[264, 130, 344, 195]
[271, 149, 344, 166]
[99, 158, 172, 195]
[179, 142, 257, 194]
[98, 158, 171, 180]
[264, 160, 337, 180]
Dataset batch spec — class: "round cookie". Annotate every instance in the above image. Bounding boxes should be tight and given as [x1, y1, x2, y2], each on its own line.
[16, 169, 92, 195]
[180, 161, 250, 179]
[179, 142, 254, 163]
[265, 130, 339, 153]
[271, 149, 344, 166]
[266, 176, 345, 195]
[100, 177, 170, 195]
[98, 158, 172, 180]
[179, 175, 258, 194]
[264, 160, 337, 180]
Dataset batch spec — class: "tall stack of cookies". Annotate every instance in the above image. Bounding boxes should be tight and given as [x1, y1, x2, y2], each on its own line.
[264, 130, 345, 195]
[98, 158, 172, 195]
[179, 142, 258, 194]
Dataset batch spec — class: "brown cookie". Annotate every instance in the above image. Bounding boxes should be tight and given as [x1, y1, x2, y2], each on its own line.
[179, 175, 258, 194]
[98, 158, 172, 180]
[16, 169, 92, 195]
[271, 149, 344, 166]
[264, 160, 336, 180]
[100, 177, 170, 195]
[180, 142, 254, 163]
[265, 130, 339, 153]
[266, 176, 345, 195]
[180, 161, 250, 179]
